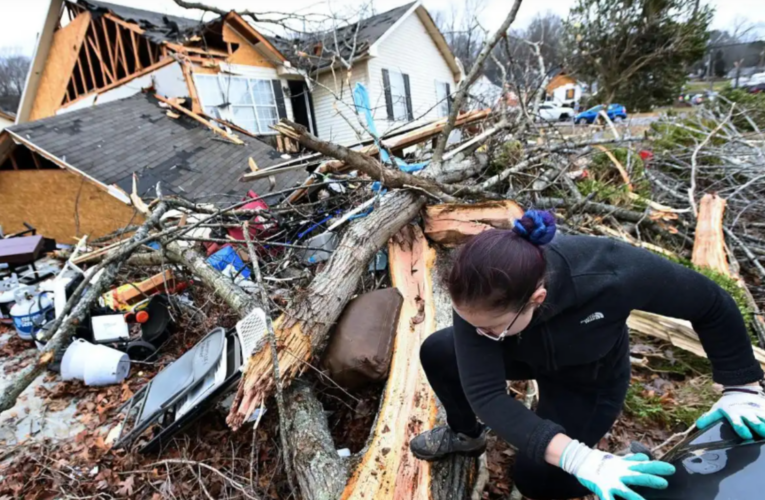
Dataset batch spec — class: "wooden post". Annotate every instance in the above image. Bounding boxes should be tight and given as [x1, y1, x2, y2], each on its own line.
[31, 152, 41, 170]
[75, 54, 89, 93]
[82, 32, 99, 88]
[130, 30, 142, 70]
[9, 149, 19, 170]
[88, 37, 114, 83]
[102, 17, 116, 75]
[146, 37, 155, 65]
[115, 25, 129, 74]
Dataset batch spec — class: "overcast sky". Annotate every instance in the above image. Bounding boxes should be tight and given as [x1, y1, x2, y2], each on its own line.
[1, 0, 764, 57]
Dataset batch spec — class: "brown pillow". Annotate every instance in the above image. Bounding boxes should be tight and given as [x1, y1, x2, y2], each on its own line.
[323, 287, 403, 390]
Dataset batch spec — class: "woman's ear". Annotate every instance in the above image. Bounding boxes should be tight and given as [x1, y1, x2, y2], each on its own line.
[530, 287, 547, 306]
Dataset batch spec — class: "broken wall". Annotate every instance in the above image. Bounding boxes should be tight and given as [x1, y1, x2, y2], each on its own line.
[0, 169, 140, 242]
[29, 11, 92, 121]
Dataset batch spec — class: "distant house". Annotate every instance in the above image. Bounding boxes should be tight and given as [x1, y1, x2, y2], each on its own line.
[545, 69, 582, 107]
[0, 109, 14, 131]
[285, 1, 462, 146]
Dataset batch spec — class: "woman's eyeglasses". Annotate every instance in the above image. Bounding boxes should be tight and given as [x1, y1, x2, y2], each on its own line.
[475, 307, 526, 341]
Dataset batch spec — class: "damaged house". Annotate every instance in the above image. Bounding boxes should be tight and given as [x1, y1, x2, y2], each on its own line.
[0, 0, 461, 243]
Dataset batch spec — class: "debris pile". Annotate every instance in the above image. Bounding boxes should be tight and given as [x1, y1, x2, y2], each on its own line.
[2, 6, 765, 495]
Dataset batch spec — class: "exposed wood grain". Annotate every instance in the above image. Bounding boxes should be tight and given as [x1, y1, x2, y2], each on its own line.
[423, 200, 525, 247]
[340, 224, 437, 499]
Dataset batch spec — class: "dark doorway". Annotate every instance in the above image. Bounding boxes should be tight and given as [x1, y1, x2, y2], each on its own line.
[288, 80, 317, 135]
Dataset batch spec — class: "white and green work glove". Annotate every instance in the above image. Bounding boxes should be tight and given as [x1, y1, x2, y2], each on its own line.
[560, 440, 676, 500]
[696, 384, 765, 440]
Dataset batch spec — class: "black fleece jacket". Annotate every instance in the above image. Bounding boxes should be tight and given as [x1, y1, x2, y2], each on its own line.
[452, 234, 764, 465]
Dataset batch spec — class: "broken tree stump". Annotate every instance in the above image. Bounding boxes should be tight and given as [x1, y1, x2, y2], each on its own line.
[422, 200, 524, 247]
[341, 224, 474, 499]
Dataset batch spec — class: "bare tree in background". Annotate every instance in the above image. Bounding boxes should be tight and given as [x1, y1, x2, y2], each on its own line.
[433, 0, 489, 72]
[0, 48, 30, 112]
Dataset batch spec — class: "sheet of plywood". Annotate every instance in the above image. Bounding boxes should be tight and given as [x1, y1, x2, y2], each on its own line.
[30, 11, 92, 120]
[0, 169, 139, 242]
[222, 23, 274, 68]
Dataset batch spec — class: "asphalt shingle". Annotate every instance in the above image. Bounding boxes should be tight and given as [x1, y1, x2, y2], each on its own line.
[9, 93, 304, 204]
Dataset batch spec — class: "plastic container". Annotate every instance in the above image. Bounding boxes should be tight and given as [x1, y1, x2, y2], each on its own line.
[11, 290, 53, 340]
[61, 339, 96, 381]
[83, 345, 130, 386]
[61, 339, 130, 385]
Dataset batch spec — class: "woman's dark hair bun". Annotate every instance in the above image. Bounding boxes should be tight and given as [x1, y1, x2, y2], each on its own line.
[512, 209, 556, 245]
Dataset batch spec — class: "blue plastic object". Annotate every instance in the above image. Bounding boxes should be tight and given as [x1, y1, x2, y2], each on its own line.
[207, 246, 251, 279]
[352, 83, 428, 173]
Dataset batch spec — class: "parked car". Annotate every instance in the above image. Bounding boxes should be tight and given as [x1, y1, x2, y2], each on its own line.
[537, 103, 575, 122]
[638, 420, 765, 499]
[575, 104, 628, 124]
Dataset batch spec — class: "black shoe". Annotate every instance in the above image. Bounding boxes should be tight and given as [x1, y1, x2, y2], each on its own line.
[410, 425, 487, 461]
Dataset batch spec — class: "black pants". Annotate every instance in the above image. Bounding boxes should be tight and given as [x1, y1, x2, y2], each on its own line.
[420, 327, 630, 500]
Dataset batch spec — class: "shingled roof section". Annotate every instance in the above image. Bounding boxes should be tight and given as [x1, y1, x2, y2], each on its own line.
[270, 2, 415, 70]
[8, 93, 305, 204]
[79, 0, 208, 43]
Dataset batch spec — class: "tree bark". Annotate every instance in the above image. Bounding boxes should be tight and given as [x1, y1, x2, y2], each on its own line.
[227, 190, 425, 429]
[284, 381, 349, 500]
[164, 240, 256, 315]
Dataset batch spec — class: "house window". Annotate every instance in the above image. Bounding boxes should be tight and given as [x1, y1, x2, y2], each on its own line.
[565, 88, 576, 100]
[435, 81, 451, 117]
[382, 69, 412, 122]
[194, 74, 280, 134]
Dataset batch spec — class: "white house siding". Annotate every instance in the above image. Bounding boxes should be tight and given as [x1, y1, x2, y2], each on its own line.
[366, 12, 457, 137]
[313, 62, 370, 146]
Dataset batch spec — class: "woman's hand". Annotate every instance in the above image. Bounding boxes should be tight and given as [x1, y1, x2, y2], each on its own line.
[559, 439, 675, 500]
[697, 384, 765, 440]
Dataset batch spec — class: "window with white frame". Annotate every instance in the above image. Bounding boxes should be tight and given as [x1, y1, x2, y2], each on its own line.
[435, 81, 451, 117]
[383, 69, 411, 122]
[194, 74, 280, 134]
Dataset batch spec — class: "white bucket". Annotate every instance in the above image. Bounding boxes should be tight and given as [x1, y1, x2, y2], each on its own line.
[83, 345, 130, 386]
[60, 339, 98, 381]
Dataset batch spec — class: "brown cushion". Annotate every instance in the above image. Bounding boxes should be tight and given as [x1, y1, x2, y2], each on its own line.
[323, 288, 403, 390]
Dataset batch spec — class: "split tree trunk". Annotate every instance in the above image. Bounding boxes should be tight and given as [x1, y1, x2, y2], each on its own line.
[340, 224, 475, 499]
[423, 200, 524, 247]
[227, 191, 425, 428]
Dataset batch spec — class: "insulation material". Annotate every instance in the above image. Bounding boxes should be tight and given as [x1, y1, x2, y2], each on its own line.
[222, 23, 274, 68]
[0, 169, 139, 243]
[30, 11, 92, 121]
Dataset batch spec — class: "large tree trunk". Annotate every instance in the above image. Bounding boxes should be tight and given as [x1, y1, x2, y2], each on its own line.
[227, 191, 425, 428]
[340, 224, 475, 499]
[284, 381, 349, 500]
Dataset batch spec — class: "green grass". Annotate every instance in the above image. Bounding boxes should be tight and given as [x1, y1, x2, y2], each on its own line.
[683, 80, 730, 92]
[625, 377, 718, 428]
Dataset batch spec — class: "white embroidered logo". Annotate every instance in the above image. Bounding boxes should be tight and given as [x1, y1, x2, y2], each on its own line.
[581, 312, 605, 324]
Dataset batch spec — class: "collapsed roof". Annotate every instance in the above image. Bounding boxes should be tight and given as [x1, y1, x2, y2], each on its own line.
[79, 0, 207, 44]
[6, 93, 303, 202]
